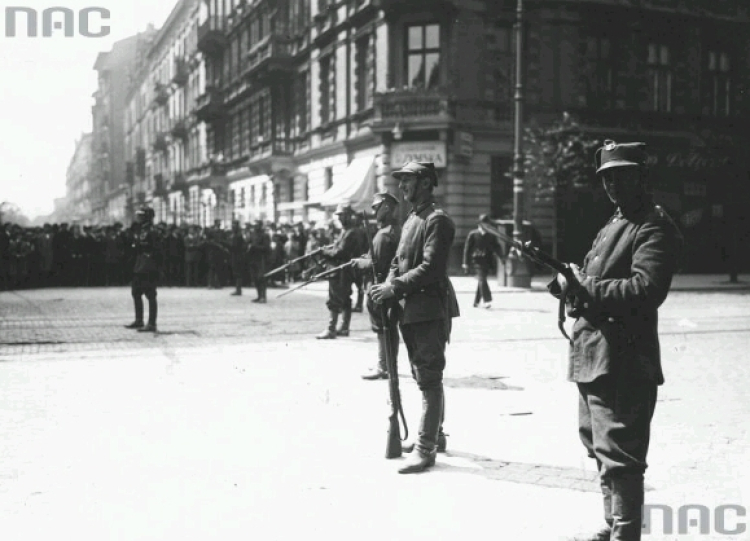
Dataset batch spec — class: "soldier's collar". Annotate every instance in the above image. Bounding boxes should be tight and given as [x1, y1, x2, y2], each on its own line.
[410, 197, 436, 216]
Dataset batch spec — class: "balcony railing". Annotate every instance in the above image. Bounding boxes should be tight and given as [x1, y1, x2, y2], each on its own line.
[374, 88, 453, 122]
[198, 16, 227, 56]
[170, 118, 188, 139]
[172, 57, 188, 86]
[195, 87, 225, 122]
[244, 35, 294, 79]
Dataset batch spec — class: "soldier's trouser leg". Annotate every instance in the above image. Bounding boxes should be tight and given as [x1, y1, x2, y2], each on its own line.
[398, 320, 447, 472]
[476, 267, 492, 304]
[131, 286, 144, 323]
[144, 287, 157, 326]
[578, 376, 657, 541]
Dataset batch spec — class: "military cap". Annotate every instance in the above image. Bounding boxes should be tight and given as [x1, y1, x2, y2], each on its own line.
[334, 203, 354, 215]
[595, 139, 648, 174]
[372, 191, 399, 209]
[391, 161, 439, 186]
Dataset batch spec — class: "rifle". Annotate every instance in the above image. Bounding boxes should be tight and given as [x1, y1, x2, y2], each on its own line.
[478, 215, 576, 344]
[275, 260, 353, 299]
[360, 212, 408, 459]
[263, 243, 334, 279]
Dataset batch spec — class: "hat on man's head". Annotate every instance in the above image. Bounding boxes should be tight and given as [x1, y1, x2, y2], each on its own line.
[372, 191, 400, 209]
[595, 139, 648, 174]
[391, 162, 438, 186]
[334, 203, 354, 215]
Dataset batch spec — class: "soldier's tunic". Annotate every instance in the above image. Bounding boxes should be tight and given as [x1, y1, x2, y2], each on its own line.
[387, 198, 459, 390]
[366, 223, 401, 333]
[324, 227, 361, 314]
[549, 202, 682, 479]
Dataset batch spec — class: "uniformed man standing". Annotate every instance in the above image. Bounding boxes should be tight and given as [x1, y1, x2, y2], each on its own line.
[247, 220, 271, 303]
[125, 206, 161, 333]
[351, 192, 401, 380]
[550, 141, 683, 541]
[317, 204, 361, 339]
[371, 162, 460, 474]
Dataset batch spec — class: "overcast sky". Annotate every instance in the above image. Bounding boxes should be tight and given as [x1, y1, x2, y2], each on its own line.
[0, 1, 175, 219]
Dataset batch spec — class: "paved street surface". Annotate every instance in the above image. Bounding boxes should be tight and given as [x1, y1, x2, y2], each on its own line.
[0, 277, 749, 540]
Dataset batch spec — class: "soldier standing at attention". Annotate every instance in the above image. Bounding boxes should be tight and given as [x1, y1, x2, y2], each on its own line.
[247, 220, 271, 303]
[551, 141, 683, 541]
[125, 206, 160, 333]
[351, 192, 401, 380]
[371, 162, 459, 474]
[317, 204, 361, 339]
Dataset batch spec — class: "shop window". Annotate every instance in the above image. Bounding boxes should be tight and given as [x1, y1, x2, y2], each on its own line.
[647, 43, 672, 112]
[406, 23, 441, 89]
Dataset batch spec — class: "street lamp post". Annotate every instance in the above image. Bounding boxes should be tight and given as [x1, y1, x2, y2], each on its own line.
[507, 0, 531, 287]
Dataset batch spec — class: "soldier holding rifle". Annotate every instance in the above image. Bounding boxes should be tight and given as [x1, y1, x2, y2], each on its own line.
[547, 141, 683, 541]
[370, 162, 459, 474]
[351, 192, 401, 380]
[316, 204, 361, 339]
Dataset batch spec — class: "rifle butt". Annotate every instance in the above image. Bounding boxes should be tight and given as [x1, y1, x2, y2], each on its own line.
[385, 414, 402, 459]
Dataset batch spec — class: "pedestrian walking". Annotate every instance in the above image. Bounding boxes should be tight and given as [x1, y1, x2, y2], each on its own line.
[351, 191, 401, 380]
[462, 214, 505, 308]
[125, 206, 161, 333]
[370, 162, 460, 474]
[551, 140, 683, 541]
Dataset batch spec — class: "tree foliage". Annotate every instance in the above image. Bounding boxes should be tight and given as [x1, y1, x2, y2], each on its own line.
[523, 112, 601, 200]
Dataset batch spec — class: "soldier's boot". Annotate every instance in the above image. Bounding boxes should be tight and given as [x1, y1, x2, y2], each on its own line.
[126, 294, 145, 329]
[566, 477, 613, 540]
[610, 474, 644, 541]
[139, 297, 157, 333]
[362, 332, 389, 380]
[336, 307, 351, 336]
[402, 394, 447, 453]
[352, 289, 364, 313]
[316, 311, 338, 339]
[398, 385, 443, 474]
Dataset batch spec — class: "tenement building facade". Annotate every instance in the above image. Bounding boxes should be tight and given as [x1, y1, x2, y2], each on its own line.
[88, 0, 750, 272]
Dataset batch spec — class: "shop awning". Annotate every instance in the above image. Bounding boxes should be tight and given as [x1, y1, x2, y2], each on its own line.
[311, 155, 376, 212]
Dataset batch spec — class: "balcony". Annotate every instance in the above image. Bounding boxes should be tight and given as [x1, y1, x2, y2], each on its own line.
[244, 35, 295, 80]
[195, 87, 225, 122]
[172, 57, 188, 86]
[373, 87, 453, 126]
[170, 118, 188, 140]
[153, 83, 170, 108]
[198, 16, 227, 56]
[152, 132, 169, 153]
[348, 0, 380, 25]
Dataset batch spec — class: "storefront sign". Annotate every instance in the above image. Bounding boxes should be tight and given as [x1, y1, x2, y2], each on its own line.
[391, 142, 447, 168]
[647, 150, 732, 170]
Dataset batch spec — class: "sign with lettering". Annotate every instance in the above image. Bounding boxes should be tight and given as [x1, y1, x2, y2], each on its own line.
[646, 150, 732, 170]
[391, 142, 447, 169]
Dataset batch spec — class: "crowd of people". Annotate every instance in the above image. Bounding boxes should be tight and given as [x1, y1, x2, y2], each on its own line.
[0, 217, 372, 292]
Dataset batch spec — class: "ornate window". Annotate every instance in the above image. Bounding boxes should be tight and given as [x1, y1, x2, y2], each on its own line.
[705, 49, 731, 116]
[582, 35, 615, 108]
[355, 35, 374, 111]
[647, 43, 672, 112]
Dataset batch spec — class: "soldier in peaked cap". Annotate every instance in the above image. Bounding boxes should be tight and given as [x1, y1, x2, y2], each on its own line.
[316, 203, 363, 339]
[351, 191, 401, 380]
[125, 206, 160, 333]
[371, 162, 459, 473]
[548, 141, 684, 541]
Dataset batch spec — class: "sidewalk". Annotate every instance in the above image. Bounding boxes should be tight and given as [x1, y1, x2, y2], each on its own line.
[449, 273, 750, 293]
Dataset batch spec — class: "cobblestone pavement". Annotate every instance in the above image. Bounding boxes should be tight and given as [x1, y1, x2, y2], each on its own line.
[0, 285, 748, 540]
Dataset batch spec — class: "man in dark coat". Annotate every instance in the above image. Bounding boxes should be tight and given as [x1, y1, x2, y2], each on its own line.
[371, 162, 460, 474]
[247, 220, 271, 303]
[462, 215, 505, 308]
[352, 191, 401, 380]
[229, 220, 246, 296]
[550, 141, 683, 541]
[125, 206, 161, 333]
